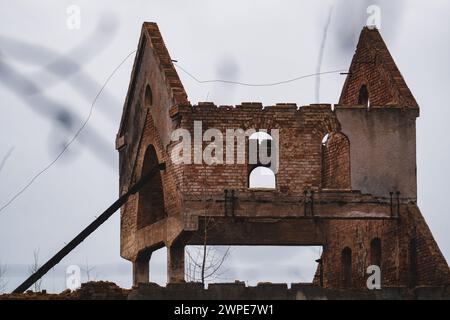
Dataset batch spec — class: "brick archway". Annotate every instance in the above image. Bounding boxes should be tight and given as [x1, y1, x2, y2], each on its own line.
[137, 144, 165, 229]
[321, 132, 351, 190]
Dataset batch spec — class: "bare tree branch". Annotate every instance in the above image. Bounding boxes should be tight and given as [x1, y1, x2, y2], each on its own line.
[183, 159, 232, 284]
[0, 261, 8, 293]
[81, 258, 96, 282]
[28, 249, 42, 292]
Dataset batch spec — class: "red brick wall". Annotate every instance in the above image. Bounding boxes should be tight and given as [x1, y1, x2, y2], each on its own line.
[319, 205, 450, 289]
[116, 24, 449, 290]
[170, 103, 341, 196]
[339, 27, 418, 108]
[120, 109, 183, 259]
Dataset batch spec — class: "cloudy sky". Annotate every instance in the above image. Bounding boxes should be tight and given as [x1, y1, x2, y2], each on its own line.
[0, 0, 449, 293]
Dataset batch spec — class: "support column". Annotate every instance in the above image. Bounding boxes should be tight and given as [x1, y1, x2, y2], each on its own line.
[132, 251, 152, 287]
[167, 243, 185, 283]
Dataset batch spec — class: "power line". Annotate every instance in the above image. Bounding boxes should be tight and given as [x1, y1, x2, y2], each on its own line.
[173, 62, 347, 87]
[0, 54, 345, 215]
[12, 163, 165, 293]
[0, 50, 137, 215]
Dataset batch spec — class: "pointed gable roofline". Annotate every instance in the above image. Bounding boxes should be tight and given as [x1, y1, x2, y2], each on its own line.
[339, 27, 418, 109]
[117, 22, 188, 137]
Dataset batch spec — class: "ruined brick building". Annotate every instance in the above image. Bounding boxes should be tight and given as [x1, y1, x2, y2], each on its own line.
[116, 22, 450, 290]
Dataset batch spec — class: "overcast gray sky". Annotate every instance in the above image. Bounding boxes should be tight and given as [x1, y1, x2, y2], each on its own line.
[0, 0, 449, 293]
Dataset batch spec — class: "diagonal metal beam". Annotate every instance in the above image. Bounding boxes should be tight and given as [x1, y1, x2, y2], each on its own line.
[13, 162, 166, 294]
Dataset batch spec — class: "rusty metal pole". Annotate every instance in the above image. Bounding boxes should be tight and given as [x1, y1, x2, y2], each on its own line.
[12, 162, 166, 294]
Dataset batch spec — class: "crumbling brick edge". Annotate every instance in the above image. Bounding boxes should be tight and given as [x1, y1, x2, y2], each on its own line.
[130, 282, 450, 300]
[1, 281, 449, 300]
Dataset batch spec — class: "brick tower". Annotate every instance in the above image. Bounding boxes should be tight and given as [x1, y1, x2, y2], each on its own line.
[116, 23, 450, 289]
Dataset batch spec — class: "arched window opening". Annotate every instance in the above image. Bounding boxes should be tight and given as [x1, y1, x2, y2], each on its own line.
[249, 131, 273, 143]
[249, 131, 273, 159]
[321, 133, 330, 145]
[249, 166, 276, 189]
[370, 238, 382, 268]
[144, 84, 153, 108]
[248, 131, 275, 189]
[358, 84, 369, 107]
[137, 145, 165, 229]
[341, 247, 352, 288]
[321, 132, 351, 189]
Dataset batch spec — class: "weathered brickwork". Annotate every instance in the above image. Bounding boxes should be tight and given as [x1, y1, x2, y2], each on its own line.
[0, 282, 130, 300]
[170, 103, 341, 195]
[317, 204, 450, 289]
[116, 23, 450, 290]
[339, 27, 418, 108]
